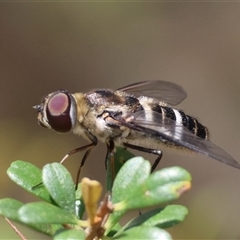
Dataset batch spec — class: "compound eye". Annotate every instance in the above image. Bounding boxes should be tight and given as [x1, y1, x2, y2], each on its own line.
[46, 92, 74, 133]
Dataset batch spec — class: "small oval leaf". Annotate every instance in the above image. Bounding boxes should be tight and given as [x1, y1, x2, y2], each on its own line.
[19, 202, 79, 225]
[149, 204, 188, 228]
[42, 163, 75, 213]
[0, 198, 23, 220]
[120, 205, 188, 233]
[107, 157, 151, 229]
[7, 160, 51, 202]
[112, 157, 151, 204]
[116, 166, 191, 210]
[0, 198, 62, 236]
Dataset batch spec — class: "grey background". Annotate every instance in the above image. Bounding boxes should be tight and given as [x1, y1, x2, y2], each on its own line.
[1, 3, 240, 239]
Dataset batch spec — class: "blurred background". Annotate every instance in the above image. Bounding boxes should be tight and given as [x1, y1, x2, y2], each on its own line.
[1, 2, 240, 239]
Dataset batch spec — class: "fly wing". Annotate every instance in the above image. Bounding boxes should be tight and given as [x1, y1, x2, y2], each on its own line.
[117, 80, 187, 106]
[118, 110, 240, 170]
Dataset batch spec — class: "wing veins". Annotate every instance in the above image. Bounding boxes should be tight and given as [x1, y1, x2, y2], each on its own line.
[112, 110, 240, 169]
[116, 80, 187, 106]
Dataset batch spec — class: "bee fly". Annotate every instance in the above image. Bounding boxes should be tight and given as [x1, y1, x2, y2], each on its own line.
[34, 80, 240, 173]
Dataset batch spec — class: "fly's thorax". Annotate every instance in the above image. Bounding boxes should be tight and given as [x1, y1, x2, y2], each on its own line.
[86, 89, 143, 112]
[72, 91, 114, 141]
[72, 90, 136, 142]
[86, 89, 126, 108]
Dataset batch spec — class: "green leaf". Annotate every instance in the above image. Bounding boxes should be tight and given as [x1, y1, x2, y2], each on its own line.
[112, 157, 151, 204]
[0, 198, 23, 220]
[75, 199, 85, 220]
[115, 166, 191, 210]
[106, 157, 151, 230]
[54, 229, 86, 240]
[42, 163, 75, 214]
[19, 202, 79, 225]
[118, 205, 188, 234]
[113, 226, 172, 240]
[0, 199, 62, 236]
[148, 204, 188, 228]
[106, 147, 135, 191]
[7, 160, 51, 202]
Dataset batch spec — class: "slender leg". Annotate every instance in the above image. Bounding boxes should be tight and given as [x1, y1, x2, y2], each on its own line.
[75, 143, 97, 190]
[122, 142, 162, 172]
[105, 140, 116, 191]
[59, 142, 97, 189]
[105, 140, 115, 169]
[32, 142, 97, 191]
[60, 142, 97, 164]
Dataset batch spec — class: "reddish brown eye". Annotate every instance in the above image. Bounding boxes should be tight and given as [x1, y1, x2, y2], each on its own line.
[46, 91, 76, 133]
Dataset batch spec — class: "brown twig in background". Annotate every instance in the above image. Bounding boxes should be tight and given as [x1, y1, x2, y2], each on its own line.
[5, 217, 27, 240]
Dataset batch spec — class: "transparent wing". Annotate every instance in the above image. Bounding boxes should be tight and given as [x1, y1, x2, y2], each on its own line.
[117, 80, 187, 106]
[116, 110, 240, 170]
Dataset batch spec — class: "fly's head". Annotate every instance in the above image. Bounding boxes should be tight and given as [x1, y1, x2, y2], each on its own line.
[33, 90, 77, 133]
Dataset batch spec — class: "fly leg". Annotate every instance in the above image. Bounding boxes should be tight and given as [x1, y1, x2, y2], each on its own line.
[122, 142, 162, 172]
[60, 142, 97, 165]
[105, 140, 116, 190]
[105, 140, 115, 170]
[32, 141, 97, 190]
[59, 134, 98, 189]
[74, 142, 97, 190]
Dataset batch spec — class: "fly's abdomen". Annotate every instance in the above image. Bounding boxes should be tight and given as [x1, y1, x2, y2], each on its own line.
[151, 104, 209, 140]
[178, 109, 209, 140]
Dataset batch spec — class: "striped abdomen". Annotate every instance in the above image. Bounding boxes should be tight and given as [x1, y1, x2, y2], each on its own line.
[151, 104, 209, 140]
